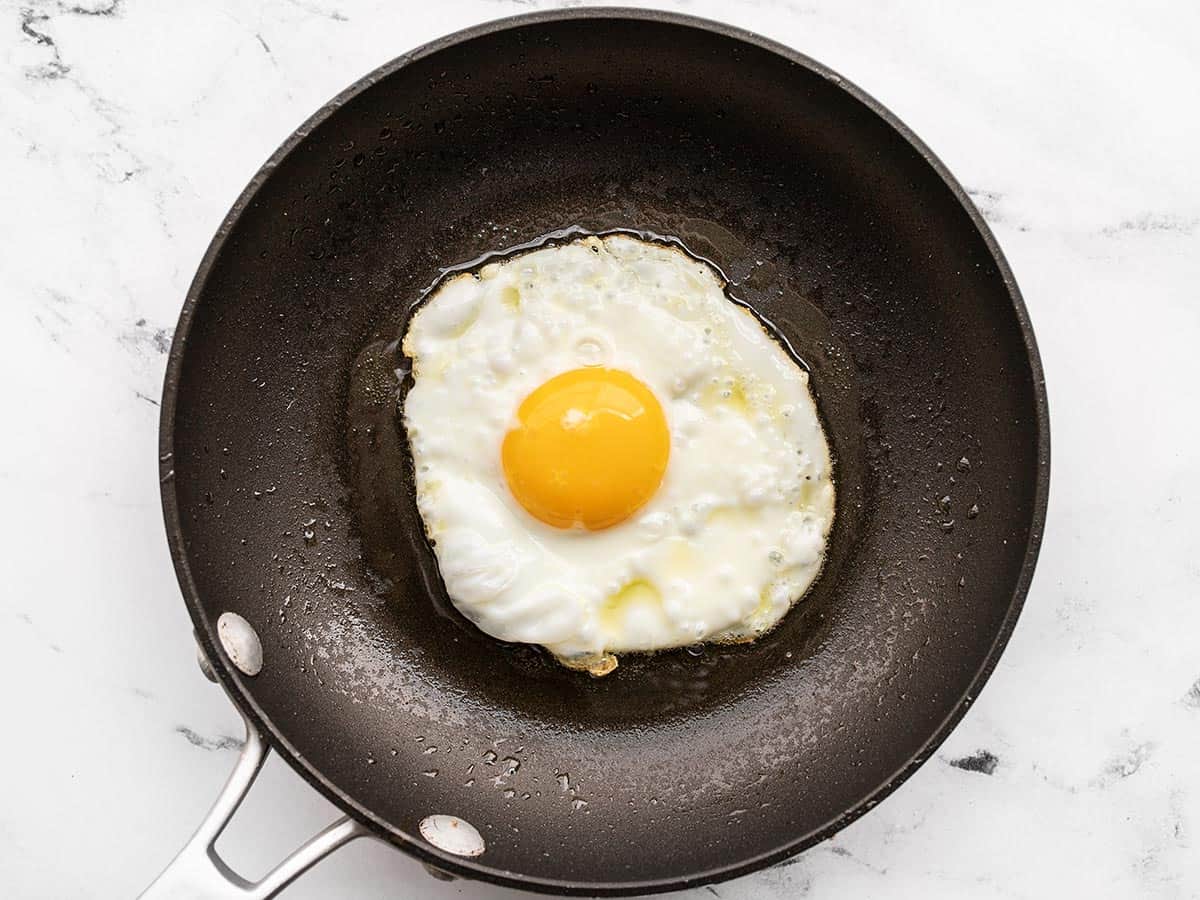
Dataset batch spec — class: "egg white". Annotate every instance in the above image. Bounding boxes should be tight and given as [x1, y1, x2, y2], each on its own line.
[402, 234, 834, 673]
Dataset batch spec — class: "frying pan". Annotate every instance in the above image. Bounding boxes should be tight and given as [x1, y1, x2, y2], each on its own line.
[145, 9, 1049, 898]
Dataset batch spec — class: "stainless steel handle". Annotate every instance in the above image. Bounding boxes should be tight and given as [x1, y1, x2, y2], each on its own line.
[140, 697, 368, 899]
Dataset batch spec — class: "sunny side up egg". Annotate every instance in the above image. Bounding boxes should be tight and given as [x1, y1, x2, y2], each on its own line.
[401, 234, 834, 675]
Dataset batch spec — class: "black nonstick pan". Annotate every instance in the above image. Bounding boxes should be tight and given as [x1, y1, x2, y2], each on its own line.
[146, 9, 1049, 898]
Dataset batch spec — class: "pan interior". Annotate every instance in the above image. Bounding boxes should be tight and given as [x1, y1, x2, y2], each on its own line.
[165, 13, 1045, 893]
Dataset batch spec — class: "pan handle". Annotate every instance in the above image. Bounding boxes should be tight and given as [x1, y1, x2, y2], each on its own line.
[139, 703, 369, 899]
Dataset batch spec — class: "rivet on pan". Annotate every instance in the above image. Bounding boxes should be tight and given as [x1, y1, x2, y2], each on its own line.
[419, 814, 485, 858]
[195, 640, 218, 683]
[217, 612, 263, 676]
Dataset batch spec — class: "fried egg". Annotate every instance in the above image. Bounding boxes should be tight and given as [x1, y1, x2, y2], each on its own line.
[401, 234, 834, 674]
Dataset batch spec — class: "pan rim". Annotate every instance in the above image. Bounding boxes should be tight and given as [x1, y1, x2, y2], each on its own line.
[159, 7, 1051, 895]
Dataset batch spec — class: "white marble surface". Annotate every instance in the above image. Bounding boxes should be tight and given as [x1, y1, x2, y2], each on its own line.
[2, 0, 1198, 897]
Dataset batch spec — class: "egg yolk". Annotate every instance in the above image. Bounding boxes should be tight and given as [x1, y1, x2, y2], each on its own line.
[502, 368, 669, 530]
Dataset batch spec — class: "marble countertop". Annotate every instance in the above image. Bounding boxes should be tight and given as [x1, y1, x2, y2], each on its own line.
[3, 1, 1198, 897]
